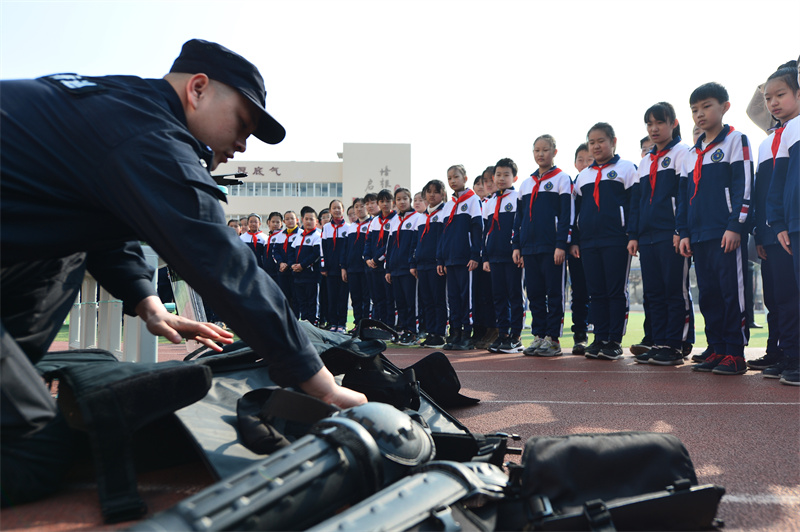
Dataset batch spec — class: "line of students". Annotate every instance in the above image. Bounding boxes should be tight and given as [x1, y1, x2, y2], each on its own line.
[237, 67, 800, 386]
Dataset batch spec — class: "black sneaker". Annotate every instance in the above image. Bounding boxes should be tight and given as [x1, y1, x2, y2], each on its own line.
[634, 348, 659, 364]
[398, 332, 418, 346]
[499, 336, 523, 354]
[746, 351, 784, 370]
[421, 334, 446, 349]
[780, 369, 800, 386]
[443, 331, 461, 350]
[585, 339, 605, 359]
[572, 332, 588, 356]
[763, 358, 789, 379]
[692, 346, 713, 363]
[598, 341, 623, 360]
[450, 335, 473, 351]
[681, 343, 693, 358]
[489, 334, 507, 353]
[649, 346, 685, 366]
[711, 355, 748, 375]
[692, 352, 725, 372]
[629, 339, 653, 356]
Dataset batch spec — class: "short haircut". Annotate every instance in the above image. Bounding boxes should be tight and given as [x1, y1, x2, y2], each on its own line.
[247, 213, 261, 221]
[318, 208, 330, 218]
[424, 179, 445, 195]
[414, 191, 423, 198]
[587, 122, 615, 141]
[346, 205, 355, 212]
[364, 193, 378, 203]
[494, 157, 518, 177]
[268, 211, 282, 221]
[329, 198, 343, 209]
[352, 197, 365, 207]
[574, 143, 589, 161]
[394, 187, 411, 199]
[533, 134, 556, 151]
[376, 189, 393, 202]
[766, 64, 800, 94]
[689, 82, 729, 105]
[300, 206, 316, 218]
[643, 101, 682, 142]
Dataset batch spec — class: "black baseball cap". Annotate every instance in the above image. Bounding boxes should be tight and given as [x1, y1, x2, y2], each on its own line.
[170, 39, 286, 145]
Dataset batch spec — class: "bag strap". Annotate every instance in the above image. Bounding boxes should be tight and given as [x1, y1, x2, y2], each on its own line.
[582, 499, 617, 532]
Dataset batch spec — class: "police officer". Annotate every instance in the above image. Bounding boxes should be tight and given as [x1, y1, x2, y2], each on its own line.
[0, 39, 366, 505]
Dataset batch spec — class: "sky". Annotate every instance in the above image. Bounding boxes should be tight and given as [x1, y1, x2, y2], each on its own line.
[1, 0, 797, 193]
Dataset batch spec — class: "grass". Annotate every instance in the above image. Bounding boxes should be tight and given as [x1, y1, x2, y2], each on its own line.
[56, 309, 769, 348]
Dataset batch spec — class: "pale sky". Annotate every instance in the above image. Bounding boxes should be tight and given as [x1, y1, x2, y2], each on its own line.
[1, 0, 797, 194]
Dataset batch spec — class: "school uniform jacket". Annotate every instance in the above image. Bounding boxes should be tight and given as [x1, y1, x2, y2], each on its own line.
[572, 155, 638, 249]
[320, 218, 348, 274]
[288, 228, 322, 283]
[753, 131, 780, 246]
[482, 188, 518, 263]
[513, 168, 573, 255]
[344, 217, 372, 273]
[676, 125, 753, 243]
[240, 230, 269, 270]
[386, 211, 421, 275]
[411, 203, 445, 271]
[265, 230, 286, 276]
[629, 138, 690, 245]
[437, 189, 483, 267]
[363, 212, 396, 265]
[767, 118, 800, 236]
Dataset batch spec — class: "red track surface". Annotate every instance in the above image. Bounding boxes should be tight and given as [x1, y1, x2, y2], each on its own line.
[2, 342, 798, 531]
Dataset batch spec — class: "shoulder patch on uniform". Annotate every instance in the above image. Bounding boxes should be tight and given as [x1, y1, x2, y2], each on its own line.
[661, 156, 671, 168]
[607, 170, 618, 179]
[42, 74, 106, 96]
[544, 181, 554, 191]
[711, 148, 724, 162]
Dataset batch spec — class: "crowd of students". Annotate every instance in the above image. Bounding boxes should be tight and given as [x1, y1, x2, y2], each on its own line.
[235, 64, 800, 387]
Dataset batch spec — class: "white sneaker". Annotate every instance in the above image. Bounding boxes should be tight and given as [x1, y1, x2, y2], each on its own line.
[534, 336, 562, 357]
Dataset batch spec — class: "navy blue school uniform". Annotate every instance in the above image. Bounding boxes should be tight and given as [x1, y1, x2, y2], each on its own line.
[767, 117, 800, 287]
[573, 155, 637, 344]
[759, 121, 799, 365]
[289, 227, 322, 323]
[676, 125, 753, 357]
[482, 187, 524, 338]
[412, 203, 447, 337]
[473, 197, 496, 337]
[278, 226, 301, 315]
[321, 218, 349, 329]
[566, 178, 590, 335]
[629, 138, 694, 350]
[437, 189, 483, 336]
[265, 229, 285, 282]
[514, 168, 572, 339]
[386, 211, 421, 333]
[344, 216, 372, 326]
[363, 212, 396, 326]
[240, 230, 269, 272]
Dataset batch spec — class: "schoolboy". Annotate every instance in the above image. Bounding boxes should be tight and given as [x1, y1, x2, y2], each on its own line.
[343, 198, 372, 331]
[568, 144, 592, 354]
[412, 180, 448, 348]
[482, 158, 524, 353]
[321, 199, 349, 332]
[265, 211, 286, 283]
[385, 188, 422, 344]
[677, 82, 754, 375]
[289, 207, 323, 324]
[514, 137, 573, 357]
[240, 213, 269, 273]
[437, 165, 483, 350]
[473, 164, 499, 348]
[279, 210, 300, 315]
[640, 136, 655, 158]
[364, 189, 396, 326]
[364, 192, 380, 218]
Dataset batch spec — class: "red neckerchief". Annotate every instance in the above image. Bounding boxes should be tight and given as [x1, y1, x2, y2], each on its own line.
[246, 230, 262, 250]
[355, 217, 370, 242]
[377, 212, 394, 242]
[296, 229, 315, 260]
[421, 203, 444, 240]
[590, 162, 613, 211]
[445, 189, 475, 228]
[690, 126, 735, 205]
[395, 211, 415, 247]
[529, 167, 560, 217]
[648, 148, 671, 204]
[488, 190, 510, 235]
[771, 122, 787, 163]
[330, 218, 345, 249]
[283, 226, 298, 253]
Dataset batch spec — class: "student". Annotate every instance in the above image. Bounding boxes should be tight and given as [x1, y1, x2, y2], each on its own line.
[279, 210, 300, 315]
[413, 191, 427, 213]
[514, 137, 572, 356]
[239, 216, 248, 235]
[640, 136, 655, 158]
[347, 205, 357, 223]
[343, 198, 372, 331]
[385, 188, 421, 345]
[317, 207, 331, 327]
[473, 175, 486, 200]
[412, 180, 448, 348]
[321, 199, 349, 333]
[364, 192, 380, 218]
[571, 123, 638, 360]
[364, 189, 396, 326]
[319, 208, 331, 228]
[240, 213, 269, 273]
[677, 82, 753, 375]
[482, 158, 524, 353]
[473, 164, 499, 349]
[764, 61, 800, 385]
[628, 102, 693, 365]
[568, 145, 592, 354]
[289, 207, 323, 324]
[227, 219, 241, 234]
[265, 211, 285, 283]
[437, 165, 483, 350]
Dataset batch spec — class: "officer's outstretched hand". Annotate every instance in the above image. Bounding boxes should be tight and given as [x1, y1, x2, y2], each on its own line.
[135, 295, 234, 351]
[300, 367, 368, 408]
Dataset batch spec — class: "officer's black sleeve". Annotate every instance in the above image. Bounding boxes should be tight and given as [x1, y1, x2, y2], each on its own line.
[85, 241, 157, 316]
[96, 130, 323, 387]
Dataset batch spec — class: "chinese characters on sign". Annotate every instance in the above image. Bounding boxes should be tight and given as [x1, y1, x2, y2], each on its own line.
[365, 166, 392, 193]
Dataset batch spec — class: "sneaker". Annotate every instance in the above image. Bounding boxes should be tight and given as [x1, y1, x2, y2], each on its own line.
[450, 335, 474, 351]
[499, 336, 524, 354]
[763, 358, 789, 379]
[489, 334, 507, 353]
[692, 352, 724, 372]
[443, 331, 461, 350]
[681, 343, 693, 358]
[476, 328, 499, 350]
[780, 370, 800, 386]
[534, 336, 562, 357]
[634, 347, 660, 364]
[712, 355, 748, 375]
[629, 339, 653, 356]
[692, 346, 713, 363]
[572, 332, 588, 356]
[746, 351, 784, 370]
[421, 334, 446, 349]
[584, 339, 606, 359]
[398, 332, 418, 346]
[598, 341, 624, 360]
[523, 336, 546, 356]
[649, 346, 685, 366]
